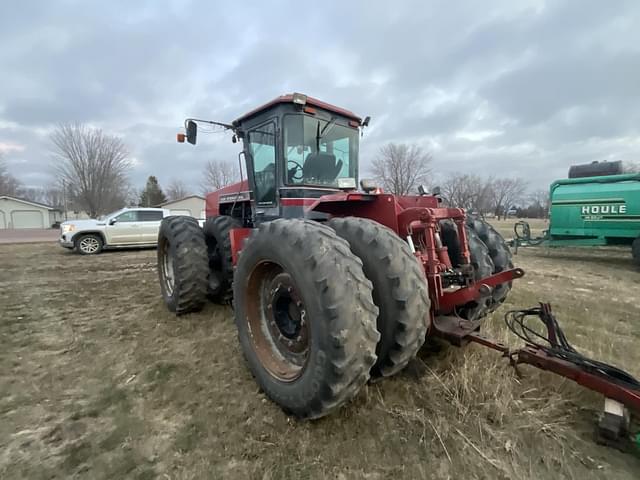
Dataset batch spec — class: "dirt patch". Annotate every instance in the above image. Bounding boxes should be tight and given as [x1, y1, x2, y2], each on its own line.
[1, 234, 639, 479]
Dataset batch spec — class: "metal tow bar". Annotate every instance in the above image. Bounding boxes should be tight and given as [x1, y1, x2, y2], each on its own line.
[433, 304, 640, 452]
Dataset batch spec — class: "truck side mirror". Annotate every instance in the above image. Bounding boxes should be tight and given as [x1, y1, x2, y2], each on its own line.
[186, 120, 197, 145]
[109, 218, 117, 226]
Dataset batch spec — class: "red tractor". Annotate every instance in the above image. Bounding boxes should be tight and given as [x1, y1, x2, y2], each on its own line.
[157, 93, 522, 419]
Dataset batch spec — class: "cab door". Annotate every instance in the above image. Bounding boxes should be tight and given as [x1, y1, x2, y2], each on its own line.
[247, 120, 278, 222]
[138, 210, 164, 243]
[105, 210, 141, 244]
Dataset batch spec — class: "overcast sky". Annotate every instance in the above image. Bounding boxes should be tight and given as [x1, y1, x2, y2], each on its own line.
[1, 0, 638, 194]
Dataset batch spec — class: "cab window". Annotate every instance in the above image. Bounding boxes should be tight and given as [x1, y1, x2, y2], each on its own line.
[139, 211, 163, 221]
[248, 122, 277, 205]
[283, 114, 357, 187]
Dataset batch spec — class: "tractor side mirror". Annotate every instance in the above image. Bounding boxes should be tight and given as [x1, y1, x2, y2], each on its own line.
[432, 186, 441, 196]
[186, 120, 197, 145]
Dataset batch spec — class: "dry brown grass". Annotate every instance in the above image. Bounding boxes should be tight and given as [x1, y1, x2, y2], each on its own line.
[1, 227, 639, 479]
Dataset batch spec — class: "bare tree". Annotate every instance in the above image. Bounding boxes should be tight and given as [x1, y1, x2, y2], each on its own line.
[491, 178, 527, 220]
[50, 124, 131, 218]
[439, 173, 494, 214]
[43, 183, 66, 210]
[166, 179, 192, 201]
[518, 189, 550, 218]
[201, 159, 237, 193]
[623, 161, 640, 173]
[0, 155, 22, 196]
[371, 143, 432, 195]
[529, 189, 549, 214]
[16, 187, 45, 204]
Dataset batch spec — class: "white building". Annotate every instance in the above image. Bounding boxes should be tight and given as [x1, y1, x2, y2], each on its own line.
[158, 195, 206, 219]
[0, 196, 63, 229]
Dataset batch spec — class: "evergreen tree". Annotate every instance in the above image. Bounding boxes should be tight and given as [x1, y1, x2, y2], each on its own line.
[139, 176, 167, 207]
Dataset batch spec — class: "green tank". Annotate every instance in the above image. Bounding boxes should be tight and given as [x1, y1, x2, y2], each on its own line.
[549, 173, 640, 255]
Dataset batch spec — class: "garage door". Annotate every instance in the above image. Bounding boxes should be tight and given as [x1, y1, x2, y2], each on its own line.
[0, 211, 5, 229]
[170, 209, 192, 216]
[12, 210, 44, 228]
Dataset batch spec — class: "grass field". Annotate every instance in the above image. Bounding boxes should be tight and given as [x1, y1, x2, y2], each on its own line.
[1, 220, 639, 479]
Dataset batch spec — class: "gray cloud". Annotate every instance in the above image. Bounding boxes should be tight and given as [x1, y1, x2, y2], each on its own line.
[1, 0, 639, 194]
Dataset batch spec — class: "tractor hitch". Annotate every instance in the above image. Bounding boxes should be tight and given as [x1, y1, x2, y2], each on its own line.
[433, 303, 640, 451]
[437, 267, 525, 313]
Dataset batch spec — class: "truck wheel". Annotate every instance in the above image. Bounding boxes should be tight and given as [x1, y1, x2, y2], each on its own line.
[75, 234, 103, 255]
[439, 220, 494, 320]
[466, 217, 514, 310]
[633, 237, 640, 266]
[157, 216, 208, 315]
[328, 217, 430, 379]
[233, 219, 380, 419]
[203, 215, 241, 303]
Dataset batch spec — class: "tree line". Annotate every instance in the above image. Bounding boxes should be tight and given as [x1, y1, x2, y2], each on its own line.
[370, 143, 640, 219]
[2, 124, 638, 219]
[370, 142, 543, 219]
[0, 124, 239, 218]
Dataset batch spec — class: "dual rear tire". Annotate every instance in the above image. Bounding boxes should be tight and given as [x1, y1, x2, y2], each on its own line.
[203, 216, 241, 303]
[439, 217, 514, 320]
[233, 218, 431, 418]
[157, 216, 208, 314]
[156, 214, 242, 314]
[328, 217, 430, 378]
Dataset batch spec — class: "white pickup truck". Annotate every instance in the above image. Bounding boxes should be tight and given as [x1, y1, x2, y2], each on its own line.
[59, 207, 172, 254]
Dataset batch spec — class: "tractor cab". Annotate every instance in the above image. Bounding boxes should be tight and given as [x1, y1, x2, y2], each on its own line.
[180, 93, 369, 223]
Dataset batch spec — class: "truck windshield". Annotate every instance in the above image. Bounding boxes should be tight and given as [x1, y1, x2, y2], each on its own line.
[283, 114, 358, 187]
[99, 208, 125, 221]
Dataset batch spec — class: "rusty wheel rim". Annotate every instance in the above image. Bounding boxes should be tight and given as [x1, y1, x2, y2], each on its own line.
[245, 261, 310, 382]
[160, 241, 175, 295]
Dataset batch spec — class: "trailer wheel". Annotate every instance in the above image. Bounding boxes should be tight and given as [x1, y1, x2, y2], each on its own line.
[203, 215, 241, 303]
[439, 220, 494, 320]
[233, 219, 380, 419]
[157, 216, 208, 315]
[633, 237, 640, 266]
[328, 217, 430, 379]
[466, 217, 514, 310]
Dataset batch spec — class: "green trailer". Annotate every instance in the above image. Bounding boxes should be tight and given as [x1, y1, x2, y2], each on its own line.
[512, 172, 640, 265]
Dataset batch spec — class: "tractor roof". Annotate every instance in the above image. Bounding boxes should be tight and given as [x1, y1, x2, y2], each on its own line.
[232, 93, 362, 125]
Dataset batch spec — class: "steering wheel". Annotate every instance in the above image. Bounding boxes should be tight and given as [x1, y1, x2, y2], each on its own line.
[287, 160, 304, 181]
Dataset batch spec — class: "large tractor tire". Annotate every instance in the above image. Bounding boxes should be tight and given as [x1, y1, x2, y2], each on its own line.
[439, 220, 494, 320]
[633, 237, 640, 266]
[203, 215, 241, 303]
[233, 219, 380, 419]
[157, 216, 209, 315]
[328, 217, 430, 379]
[466, 217, 514, 310]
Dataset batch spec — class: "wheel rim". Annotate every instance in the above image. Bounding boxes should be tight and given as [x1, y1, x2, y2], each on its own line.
[161, 241, 175, 295]
[79, 236, 100, 254]
[245, 261, 310, 382]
